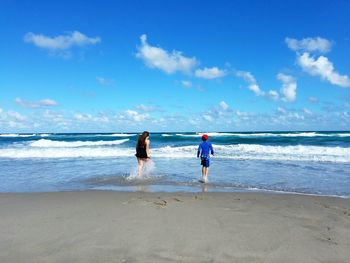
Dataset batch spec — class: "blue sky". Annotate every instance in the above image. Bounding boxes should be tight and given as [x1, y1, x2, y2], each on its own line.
[1, 0, 350, 132]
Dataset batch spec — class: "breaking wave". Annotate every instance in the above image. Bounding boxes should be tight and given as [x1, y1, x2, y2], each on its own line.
[175, 132, 350, 137]
[29, 139, 129, 148]
[0, 134, 36, 137]
[0, 143, 349, 163]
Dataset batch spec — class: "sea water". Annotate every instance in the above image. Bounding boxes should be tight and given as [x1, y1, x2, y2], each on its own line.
[0, 132, 349, 197]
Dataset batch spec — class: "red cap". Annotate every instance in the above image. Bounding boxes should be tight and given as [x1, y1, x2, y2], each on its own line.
[201, 134, 209, 141]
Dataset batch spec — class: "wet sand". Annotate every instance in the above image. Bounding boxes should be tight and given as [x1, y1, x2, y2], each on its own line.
[1, 191, 350, 262]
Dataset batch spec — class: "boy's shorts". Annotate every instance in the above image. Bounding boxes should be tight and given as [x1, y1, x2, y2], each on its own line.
[201, 157, 210, 167]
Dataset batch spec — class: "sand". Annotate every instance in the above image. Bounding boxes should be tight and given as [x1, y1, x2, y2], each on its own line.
[1, 191, 350, 263]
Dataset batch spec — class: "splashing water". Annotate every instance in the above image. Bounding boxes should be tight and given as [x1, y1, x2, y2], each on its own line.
[127, 159, 156, 180]
[143, 159, 155, 176]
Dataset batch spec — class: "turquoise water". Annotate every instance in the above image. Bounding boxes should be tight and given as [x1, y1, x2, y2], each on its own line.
[0, 131, 349, 196]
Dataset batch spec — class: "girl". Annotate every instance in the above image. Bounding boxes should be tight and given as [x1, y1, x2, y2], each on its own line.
[135, 131, 150, 176]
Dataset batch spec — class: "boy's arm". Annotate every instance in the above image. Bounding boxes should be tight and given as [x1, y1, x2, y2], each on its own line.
[210, 143, 214, 155]
[197, 144, 201, 158]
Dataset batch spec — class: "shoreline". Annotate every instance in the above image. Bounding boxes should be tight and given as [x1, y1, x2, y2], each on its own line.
[2, 188, 350, 199]
[1, 191, 350, 262]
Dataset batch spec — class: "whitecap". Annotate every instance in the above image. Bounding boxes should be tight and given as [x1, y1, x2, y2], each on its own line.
[29, 138, 129, 148]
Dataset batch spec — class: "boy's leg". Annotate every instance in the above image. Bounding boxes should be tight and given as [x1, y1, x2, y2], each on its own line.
[204, 167, 208, 182]
[204, 158, 210, 182]
[200, 165, 207, 183]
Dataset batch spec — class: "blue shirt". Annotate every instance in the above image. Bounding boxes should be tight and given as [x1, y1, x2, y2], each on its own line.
[197, 141, 214, 158]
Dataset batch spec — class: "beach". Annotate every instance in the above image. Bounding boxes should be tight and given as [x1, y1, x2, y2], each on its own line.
[1, 191, 350, 262]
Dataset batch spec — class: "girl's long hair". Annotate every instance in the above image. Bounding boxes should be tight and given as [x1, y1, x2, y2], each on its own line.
[136, 131, 149, 148]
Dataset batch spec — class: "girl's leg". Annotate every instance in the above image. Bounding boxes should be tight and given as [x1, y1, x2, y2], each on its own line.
[137, 158, 144, 177]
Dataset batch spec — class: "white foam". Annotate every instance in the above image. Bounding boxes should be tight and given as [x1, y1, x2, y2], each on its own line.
[175, 132, 234, 137]
[199, 132, 236, 136]
[161, 134, 173, 137]
[0, 148, 133, 158]
[175, 132, 350, 137]
[128, 159, 156, 179]
[218, 132, 326, 137]
[104, 133, 136, 137]
[0, 134, 35, 137]
[175, 133, 200, 137]
[1, 143, 349, 163]
[29, 138, 129, 148]
[151, 144, 350, 163]
[335, 133, 350, 137]
[215, 144, 350, 162]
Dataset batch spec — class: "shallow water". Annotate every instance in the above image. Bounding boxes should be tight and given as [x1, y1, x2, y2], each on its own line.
[0, 132, 349, 196]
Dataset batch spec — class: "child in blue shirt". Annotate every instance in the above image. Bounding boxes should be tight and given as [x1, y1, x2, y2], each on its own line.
[197, 134, 214, 183]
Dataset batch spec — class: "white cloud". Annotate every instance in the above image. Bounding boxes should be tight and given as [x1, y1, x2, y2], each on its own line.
[285, 37, 332, 53]
[268, 90, 279, 100]
[308, 96, 319, 104]
[236, 71, 265, 96]
[235, 110, 247, 117]
[297, 52, 350, 88]
[236, 70, 255, 83]
[15, 97, 58, 108]
[277, 73, 297, 102]
[74, 113, 109, 123]
[96, 77, 114, 86]
[203, 114, 213, 122]
[195, 67, 227, 79]
[277, 107, 286, 114]
[125, 110, 149, 122]
[235, 110, 252, 121]
[7, 110, 26, 121]
[274, 107, 306, 122]
[8, 120, 25, 128]
[235, 70, 297, 103]
[42, 110, 64, 122]
[24, 31, 101, 50]
[136, 34, 198, 74]
[136, 104, 157, 112]
[249, 84, 265, 96]
[181, 80, 192, 88]
[74, 113, 92, 121]
[219, 101, 229, 110]
[303, 108, 313, 115]
[0, 109, 27, 129]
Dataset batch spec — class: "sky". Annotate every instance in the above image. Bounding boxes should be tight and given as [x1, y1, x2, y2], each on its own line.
[1, 0, 350, 132]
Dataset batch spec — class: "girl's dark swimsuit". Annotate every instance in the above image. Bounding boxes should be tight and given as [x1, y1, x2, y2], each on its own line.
[135, 145, 148, 158]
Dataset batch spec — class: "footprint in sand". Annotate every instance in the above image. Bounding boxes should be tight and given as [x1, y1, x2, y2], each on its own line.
[153, 199, 167, 208]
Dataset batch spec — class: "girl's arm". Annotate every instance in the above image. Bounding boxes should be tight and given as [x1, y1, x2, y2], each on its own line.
[145, 139, 150, 158]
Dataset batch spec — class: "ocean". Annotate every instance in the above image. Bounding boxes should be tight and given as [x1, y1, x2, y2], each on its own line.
[0, 131, 349, 197]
